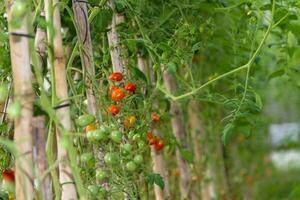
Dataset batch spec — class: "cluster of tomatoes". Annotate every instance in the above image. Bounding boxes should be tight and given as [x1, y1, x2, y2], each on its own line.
[75, 71, 167, 197]
[107, 72, 137, 116]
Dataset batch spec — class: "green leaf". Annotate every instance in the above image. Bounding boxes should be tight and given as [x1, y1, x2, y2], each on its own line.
[0, 192, 9, 200]
[130, 66, 148, 83]
[145, 173, 165, 189]
[255, 93, 263, 110]
[181, 149, 194, 163]
[221, 123, 234, 146]
[92, 8, 113, 32]
[268, 69, 285, 80]
[192, 42, 202, 52]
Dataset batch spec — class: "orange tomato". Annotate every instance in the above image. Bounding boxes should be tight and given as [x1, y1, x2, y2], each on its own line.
[85, 123, 96, 133]
[111, 88, 125, 101]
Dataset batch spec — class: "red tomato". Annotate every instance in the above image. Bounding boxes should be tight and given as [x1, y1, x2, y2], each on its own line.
[109, 72, 123, 81]
[111, 88, 125, 101]
[108, 105, 120, 116]
[154, 139, 164, 151]
[2, 169, 15, 182]
[124, 83, 137, 93]
[151, 112, 160, 123]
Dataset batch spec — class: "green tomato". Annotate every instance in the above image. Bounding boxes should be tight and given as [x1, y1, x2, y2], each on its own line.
[133, 155, 143, 165]
[87, 185, 99, 195]
[93, 129, 108, 142]
[11, 1, 27, 18]
[80, 152, 94, 163]
[0, 84, 8, 103]
[110, 130, 122, 143]
[86, 131, 96, 143]
[122, 143, 132, 153]
[76, 114, 95, 127]
[8, 101, 21, 119]
[126, 161, 137, 172]
[104, 153, 119, 166]
[96, 169, 109, 181]
[99, 125, 109, 134]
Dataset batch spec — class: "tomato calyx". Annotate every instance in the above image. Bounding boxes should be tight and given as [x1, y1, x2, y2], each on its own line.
[109, 72, 123, 81]
[108, 105, 120, 116]
[124, 82, 137, 93]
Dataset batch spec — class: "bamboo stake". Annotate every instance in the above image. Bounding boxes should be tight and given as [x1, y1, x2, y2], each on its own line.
[162, 71, 190, 199]
[139, 55, 170, 200]
[72, 0, 106, 173]
[188, 100, 215, 200]
[32, 116, 52, 200]
[107, 0, 124, 73]
[6, 1, 34, 199]
[44, 0, 78, 198]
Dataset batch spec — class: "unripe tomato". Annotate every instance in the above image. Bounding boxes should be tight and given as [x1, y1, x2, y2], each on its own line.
[110, 130, 122, 143]
[122, 143, 132, 153]
[96, 169, 109, 181]
[133, 155, 143, 165]
[129, 115, 136, 126]
[124, 83, 137, 93]
[94, 126, 109, 141]
[0, 85, 8, 103]
[85, 123, 96, 133]
[8, 101, 21, 119]
[76, 114, 95, 127]
[86, 131, 96, 143]
[109, 72, 123, 81]
[154, 139, 164, 152]
[126, 161, 137, 172]
[80, 152, 94, 163]
[108, 105, 120, 116]
[111, 88, 125, 101]
[104, 153, 119, 166]
[151, 112, 160, 123]
[124, 115, 136, 128]
[11, 1, 27, 18]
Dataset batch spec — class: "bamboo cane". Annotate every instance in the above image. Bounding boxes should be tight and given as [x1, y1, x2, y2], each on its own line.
[162, 71, 190, 199]
[44, 0, 78, 198]
[6, 1, 34, 199]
